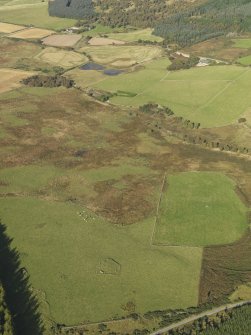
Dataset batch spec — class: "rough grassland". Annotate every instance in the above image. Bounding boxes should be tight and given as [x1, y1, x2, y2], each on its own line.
[0, 3, 76, 30]
[0, 197, 202, 324]
[35, 47, 88, 68]
[79, 45, 163, 67]
[107, 28, 163, 43]
[153, 172, 248, 247]
[233, 38, 251, 49]
[94, 61, 251, 127]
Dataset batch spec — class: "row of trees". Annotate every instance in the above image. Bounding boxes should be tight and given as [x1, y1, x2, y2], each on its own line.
[183, 134, 249, 154]
[166, 304, 251, 335]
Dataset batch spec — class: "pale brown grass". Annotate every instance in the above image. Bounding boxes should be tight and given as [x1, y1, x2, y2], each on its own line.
[10, 27, 54, 39]
[0, 22, 24, 33]
[88, 37, 125, 46]
[42, 34, 82, 47]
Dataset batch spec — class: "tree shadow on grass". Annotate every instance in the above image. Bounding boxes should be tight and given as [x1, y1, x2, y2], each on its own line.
[0, 221, 44, 335]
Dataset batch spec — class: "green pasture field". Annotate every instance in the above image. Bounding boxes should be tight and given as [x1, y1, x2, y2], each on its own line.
[233, 38, 251, 49]
[153, 172, 248, 247]
[107, 28, 163, 43]
[238, 55, 251, 65]
[0, 1, 76, 30]
[0, 197, 202, 324]
[93, 60, 251, 127]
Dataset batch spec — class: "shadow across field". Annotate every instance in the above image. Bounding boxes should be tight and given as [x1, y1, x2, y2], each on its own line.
[0, 221, 44, 335]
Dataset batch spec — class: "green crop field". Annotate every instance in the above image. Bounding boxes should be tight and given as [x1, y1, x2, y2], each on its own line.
[107, 28, 163, 43]
[153, 172, 248, 247]
[0, 197, 202, 324]
[93, 60, 251, 127]
[233, 38, 251, 49]
[238, 55, 251, 65]
[0, 1, 76, 30]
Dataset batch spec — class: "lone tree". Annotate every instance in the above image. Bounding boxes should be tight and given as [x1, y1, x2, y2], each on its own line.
[48, 0, 95, 19]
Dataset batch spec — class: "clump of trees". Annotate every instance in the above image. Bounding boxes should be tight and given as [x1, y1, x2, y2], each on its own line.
[22, 75, 75, 88]
[168, 56, 200, 71]
[139, 103, 174, 116]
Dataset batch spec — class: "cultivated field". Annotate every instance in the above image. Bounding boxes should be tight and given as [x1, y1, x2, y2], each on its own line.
[107, 28, 164, 43]
[88, 37, 125, 46]
[153, 172, 248, 247]
[35, 47, 88, 68]
[238, 55, 251, 65]
[79, 45, 163, 67]
[64, 68, 106, 88]
[0, 21, 24, 33]
[0, 68, 34, 94]
[94, 60, 251, 127]
[9, 27, 54, 39]
[42, 34, 82, 47]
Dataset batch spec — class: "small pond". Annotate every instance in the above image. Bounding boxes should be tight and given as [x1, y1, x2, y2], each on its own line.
[80, 62, 105, 70]
[103, 69, 124, 76]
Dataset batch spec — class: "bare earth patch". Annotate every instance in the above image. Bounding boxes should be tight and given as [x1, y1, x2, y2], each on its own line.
[42, 34, 82, 47]
[0, 22, 25, 33]
[10, 27, 54, 40]
[88, 37, 125, 46]
[0, 68, 35, 94]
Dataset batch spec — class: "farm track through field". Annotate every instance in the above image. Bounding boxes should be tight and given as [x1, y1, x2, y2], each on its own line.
[150, 173, 166, 247]
[150, 300, 251, 335]
[195, 68, 250, 113]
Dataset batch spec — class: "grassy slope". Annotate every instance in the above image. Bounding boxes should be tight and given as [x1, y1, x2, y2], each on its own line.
[0, 197, 202, 324]
[154, 172, 248, 247]
[0, 1, 76, 30]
